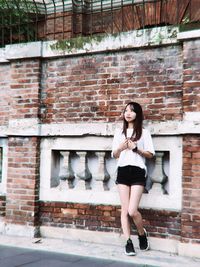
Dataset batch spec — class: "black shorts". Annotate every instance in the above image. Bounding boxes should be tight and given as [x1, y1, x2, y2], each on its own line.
[116, 165, 146, 186]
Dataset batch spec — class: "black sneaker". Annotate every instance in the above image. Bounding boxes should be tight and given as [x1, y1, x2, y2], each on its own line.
[138, 228, 149, 251]
[124, 238, 136, 256]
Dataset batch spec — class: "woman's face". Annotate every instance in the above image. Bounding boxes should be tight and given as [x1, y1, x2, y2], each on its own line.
[124, 105, 136, 123]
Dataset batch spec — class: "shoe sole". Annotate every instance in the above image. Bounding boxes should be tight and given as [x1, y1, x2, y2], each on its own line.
[140, 246, 149, 251]
[124, 250, 136, 256]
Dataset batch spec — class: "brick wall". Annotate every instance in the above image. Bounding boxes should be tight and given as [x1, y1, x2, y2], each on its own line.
[3, 58, 41, 226]
[6, 137, 40, 226]
[10, 60, 41, 120]
[39, 202, 121, 232]
[0, 64, 10, 125]
[39, 202, 181, 240]
[0, 32, 199, 252]
[143, 209, 181, 240]
[181, 40, 200, 246]
[41, 46, 182, 123]
[182, 135, 200, 244]
[36, 1, 200, 40]
[183, 40, 200, 112]
[45, 12, 73, 41]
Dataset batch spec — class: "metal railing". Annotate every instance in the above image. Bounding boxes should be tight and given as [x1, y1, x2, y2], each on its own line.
[0, 0, 200, 47]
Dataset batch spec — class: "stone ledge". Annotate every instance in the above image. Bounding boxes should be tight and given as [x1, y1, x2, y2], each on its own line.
[40, 226, 200, 259]
[178, 29, 200, 41]
[40, 226, 178, 254]
[5, 42, 42, 60]
[0, 26, 178, 62]
[43, 26, 178, 58]
[1, 120, 200, 137]
[0, 48, 9, 63]
[1, 223, 37, 238]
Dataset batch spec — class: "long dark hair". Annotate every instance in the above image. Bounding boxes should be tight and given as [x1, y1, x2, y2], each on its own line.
[122, 102, 144, 141]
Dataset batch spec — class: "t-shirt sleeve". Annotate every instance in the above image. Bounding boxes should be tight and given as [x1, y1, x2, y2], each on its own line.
[111, 128, 121, 157]
[143, 129, 155, 155]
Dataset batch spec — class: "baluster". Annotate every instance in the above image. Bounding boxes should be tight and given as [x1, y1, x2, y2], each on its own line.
[149, 152, 168, 195]
[93, 152, 110, 191]
[59, 151, 75, 189]
[76, 151, 92, 190]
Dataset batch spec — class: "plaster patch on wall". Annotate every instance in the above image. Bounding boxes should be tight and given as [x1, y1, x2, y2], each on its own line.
[0, 48, 9, 63]
[183, 112, 200, 122]
[7, 118, 40, 136]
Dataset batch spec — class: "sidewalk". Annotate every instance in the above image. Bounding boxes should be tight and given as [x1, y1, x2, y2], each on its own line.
[0, 234, 200, 267]
[0, 245, 148, 267]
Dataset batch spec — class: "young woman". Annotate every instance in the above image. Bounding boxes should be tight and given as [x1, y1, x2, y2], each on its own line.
[112, 102, 154, 256]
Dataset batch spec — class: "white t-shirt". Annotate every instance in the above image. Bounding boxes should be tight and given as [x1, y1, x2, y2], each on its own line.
[112, 127, 155, 172]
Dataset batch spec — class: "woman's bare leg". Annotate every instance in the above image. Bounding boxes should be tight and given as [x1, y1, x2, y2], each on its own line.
[117, 184, 131, 239]
[128, 185, 145, 235]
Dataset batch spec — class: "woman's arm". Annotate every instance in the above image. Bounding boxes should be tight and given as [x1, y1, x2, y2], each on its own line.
[113, 148, 122, 159]
[127, 139, 153, 159]
[136, 149, 154, 159]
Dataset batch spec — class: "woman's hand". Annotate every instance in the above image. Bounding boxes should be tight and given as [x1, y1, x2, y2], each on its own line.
[113, 139, 128, 158]
[127, 138, 137, 150]
[119, 139, 129, 151]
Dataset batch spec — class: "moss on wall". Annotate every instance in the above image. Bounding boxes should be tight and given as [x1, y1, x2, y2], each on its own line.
[50, 34, 107, 52]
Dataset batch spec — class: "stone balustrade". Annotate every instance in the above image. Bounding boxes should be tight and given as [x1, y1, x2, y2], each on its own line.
[40, 136, 182, 210]
[0, 135, 182, 210]
[51, 150, 169, 195]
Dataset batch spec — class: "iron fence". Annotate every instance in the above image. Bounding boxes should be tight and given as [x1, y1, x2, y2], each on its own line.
[0, 0, 200, 47]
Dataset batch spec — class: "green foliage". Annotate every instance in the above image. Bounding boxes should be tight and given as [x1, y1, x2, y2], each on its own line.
[0, 0, 38, 46]
[50, 34, 106, 52]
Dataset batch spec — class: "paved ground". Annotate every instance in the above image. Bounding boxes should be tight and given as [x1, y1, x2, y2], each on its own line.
[0, 245, 154, 267]
[0, 235, 200, 267]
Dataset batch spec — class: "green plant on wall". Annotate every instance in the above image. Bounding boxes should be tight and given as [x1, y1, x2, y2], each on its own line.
[50, 34, 107, 52]
[179, 15, 200, 32]
[0, 0, 39, 47]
